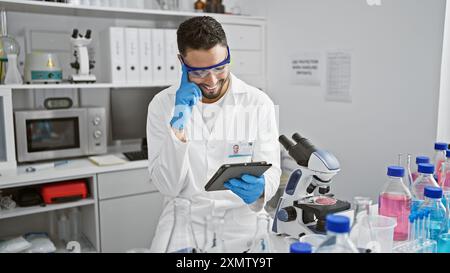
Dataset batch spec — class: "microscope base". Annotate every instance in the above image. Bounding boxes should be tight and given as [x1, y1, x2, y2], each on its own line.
[70, 74, 96, 83]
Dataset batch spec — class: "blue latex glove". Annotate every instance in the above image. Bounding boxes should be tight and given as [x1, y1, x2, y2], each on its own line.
[170, 64, 202, 130]
[224, 174, 265, 205]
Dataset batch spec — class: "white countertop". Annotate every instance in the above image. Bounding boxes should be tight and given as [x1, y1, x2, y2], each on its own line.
[0, 154, 148, 189]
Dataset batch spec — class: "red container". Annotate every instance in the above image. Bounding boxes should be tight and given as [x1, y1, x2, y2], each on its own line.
[41, 180, 88, 204]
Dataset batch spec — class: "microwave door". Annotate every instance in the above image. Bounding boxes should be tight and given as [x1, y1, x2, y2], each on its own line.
[15, 109, 89, 162]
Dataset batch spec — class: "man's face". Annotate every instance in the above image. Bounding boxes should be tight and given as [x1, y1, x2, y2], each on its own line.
[181, 45, 230, 100]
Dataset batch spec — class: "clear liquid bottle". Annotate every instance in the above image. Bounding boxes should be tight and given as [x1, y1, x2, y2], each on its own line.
[433, 142, 448, 183]
[378, 166, 412, 241]
[68, 207, 81, 242]
[412, 163, 439, 213]
[248, 213, 273, 253]
[440, 150, 450, 192]
[166, 198, 199, 253]
[290, 242, 312, 253]
[418, 187, 448, 241]
[412, 156, 430, 182]
[349, 196, 372, 247]
[315, 215, 359, 253]
[203, 214, 226, 253]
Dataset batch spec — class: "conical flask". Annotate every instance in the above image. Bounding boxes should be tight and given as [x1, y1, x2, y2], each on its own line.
[165, 198, 199, 253]
[248, 213, 273, 253]
[203, 214, 226, 253]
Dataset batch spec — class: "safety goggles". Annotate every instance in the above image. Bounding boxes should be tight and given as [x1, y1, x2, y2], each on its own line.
[181, 46, 231, 79]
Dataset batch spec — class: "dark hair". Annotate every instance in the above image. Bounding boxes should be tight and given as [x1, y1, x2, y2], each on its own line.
[177, 16, 228, 56]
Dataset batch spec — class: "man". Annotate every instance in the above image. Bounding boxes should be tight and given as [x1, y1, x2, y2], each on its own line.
[147, 16, 280, 252]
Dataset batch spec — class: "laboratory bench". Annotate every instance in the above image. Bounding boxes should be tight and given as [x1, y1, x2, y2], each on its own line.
[0, 154, 164, 253]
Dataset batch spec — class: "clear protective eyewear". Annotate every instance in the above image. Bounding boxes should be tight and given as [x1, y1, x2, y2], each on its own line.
[181, 46, 231, 79]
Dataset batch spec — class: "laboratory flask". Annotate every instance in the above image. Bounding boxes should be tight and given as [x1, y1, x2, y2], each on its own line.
[248, 213, 273, 253]
[433, 142, 447, 183]
[440, 150, 450, 192]
[315, 215, 359, 253]
[378, 166, 411, 241]
[203, 214, 226, 253]
[349, 196, 372, 248]
[412, 163, 439, 213]
[411, 156, 430, 182]
[165, 198, 199, 253]
[418, 187, 448, 241]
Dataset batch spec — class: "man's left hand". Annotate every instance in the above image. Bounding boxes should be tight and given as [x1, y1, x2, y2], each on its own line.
[224, 174, 265, 205]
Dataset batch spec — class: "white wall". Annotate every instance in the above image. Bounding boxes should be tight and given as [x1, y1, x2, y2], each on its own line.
[438, 2, 450, 143]
[265, 0, 446, 201]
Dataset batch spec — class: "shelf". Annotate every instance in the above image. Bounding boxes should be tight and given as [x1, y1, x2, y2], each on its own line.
[2, 82, 170, 90]
[0, 0, 265, 22]
[0, 198, 95, 220]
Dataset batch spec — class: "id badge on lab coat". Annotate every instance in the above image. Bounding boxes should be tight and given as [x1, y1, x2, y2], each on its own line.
[227, 141, 254, 159]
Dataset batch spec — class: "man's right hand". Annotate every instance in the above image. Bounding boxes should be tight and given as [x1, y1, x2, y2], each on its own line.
[170, 64, 202, 132]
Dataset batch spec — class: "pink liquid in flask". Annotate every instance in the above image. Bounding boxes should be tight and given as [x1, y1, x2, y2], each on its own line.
[436, 159, 445, 186]
[379, 193, 411, 241]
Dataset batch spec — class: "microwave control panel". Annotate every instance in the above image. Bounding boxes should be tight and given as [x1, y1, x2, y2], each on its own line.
[87, 107, 107, 155]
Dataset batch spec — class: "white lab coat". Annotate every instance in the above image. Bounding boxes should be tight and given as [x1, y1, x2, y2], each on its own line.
[146, 73, 281, 252]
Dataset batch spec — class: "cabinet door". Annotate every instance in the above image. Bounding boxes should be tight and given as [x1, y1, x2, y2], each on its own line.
[99, 191, 164, 252]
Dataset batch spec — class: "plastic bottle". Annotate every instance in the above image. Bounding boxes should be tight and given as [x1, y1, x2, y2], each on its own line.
[433, 142, 448, 183]
[417, 187, 448, 241]
[248, 213, 273, 253]
[378, 166, 412, 241]
[315, 215, 359, 253]
[412, 163, 439, 213]
[290, 242, 312, 253]
[411, 156, 430, 184]
[440, 150, 450, 192]
[166, 198, 199, 253]
[69, 207, 82, 242]
[57, 212, 70, 245]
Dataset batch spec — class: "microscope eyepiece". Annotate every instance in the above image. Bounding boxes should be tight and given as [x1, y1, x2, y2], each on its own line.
[292, 133, 316, 151]
[85, 29, 92, 39]
[279, 135, 295, 150]
[72, 29, 79, 39]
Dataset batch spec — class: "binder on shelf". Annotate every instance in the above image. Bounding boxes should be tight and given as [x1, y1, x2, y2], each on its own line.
[151, 29, 166, 85]
[102, 27, 126, 84]
[138, 28, 153, 84]
[124, 28, 140, 83]
[164, 29, 181, 85]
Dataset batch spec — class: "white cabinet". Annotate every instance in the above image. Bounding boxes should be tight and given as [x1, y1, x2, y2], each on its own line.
[0, 88, 16, 171]
[97, 168, 164, 252]
[99, 191, 163, 252]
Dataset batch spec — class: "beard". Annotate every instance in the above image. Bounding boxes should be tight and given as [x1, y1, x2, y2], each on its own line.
[199, 72, 230, 100]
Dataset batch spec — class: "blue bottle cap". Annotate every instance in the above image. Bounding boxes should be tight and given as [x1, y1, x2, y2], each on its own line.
[416, 156, 430, 164]
[424, 186, 442, 199]
[446, 150, 450, 158]
[326, 215, 350, 233]
[435, 142, 448, 151]
[418, 163, 434, 174]
[290, 242, 312, 253]
[408, 213, 416, 223]
[387, 166, 404, 177]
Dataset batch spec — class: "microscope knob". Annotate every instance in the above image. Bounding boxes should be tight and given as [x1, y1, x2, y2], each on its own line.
[277, 206, 297, 222]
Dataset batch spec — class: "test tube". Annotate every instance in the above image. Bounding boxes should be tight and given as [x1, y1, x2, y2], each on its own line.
[409, 214, 416, 241]
[418, 211, 424, 241]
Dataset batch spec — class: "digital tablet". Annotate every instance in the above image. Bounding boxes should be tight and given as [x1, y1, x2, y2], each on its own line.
[204, 161, 272, 192]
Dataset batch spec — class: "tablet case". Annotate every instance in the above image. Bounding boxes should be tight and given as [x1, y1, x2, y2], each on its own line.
[204, 161, 272, 191]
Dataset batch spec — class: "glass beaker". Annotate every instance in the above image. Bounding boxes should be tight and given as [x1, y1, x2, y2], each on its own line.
[165, 198, 199, 253]
[349, 196, 372, 248]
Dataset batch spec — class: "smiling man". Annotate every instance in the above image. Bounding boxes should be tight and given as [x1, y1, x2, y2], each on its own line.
[146, 16, 281, 252]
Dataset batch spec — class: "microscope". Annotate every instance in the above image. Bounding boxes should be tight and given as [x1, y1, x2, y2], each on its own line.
[272, 133, 351, 237]
[69, 29, 96, 83]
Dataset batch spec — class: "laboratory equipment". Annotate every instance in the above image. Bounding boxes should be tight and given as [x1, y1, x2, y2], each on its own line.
[69, 207, 82, 241]
[315, 215, 359, 253]
[412, 156, 430, 182]
[69, 29, 96, 83]
[438, 233, 450, 253]
[349, 196, 372, 248]
[57, 211, 70, 245]
[0, 9, 20, 83]
[406, 154, 414, 192]
[356, 215, 397, 253]
[433, 142, 447, 183]
[40, 180, 88, 204]
[249, 213, 273, 253]
[24, 52, 63, 83]
[203, 214, 226, 253]
[378, 166, 412, 241]
[417, 186, 448, 241]
[440, 150, 450, 191]
[4, 54, 22, 84]
[299, 234, 326, 252]
[166, 198, 199, 253]
[290, 242, 312, 253]
[412, 163, 439, 212]
[272, 133, 351, 237]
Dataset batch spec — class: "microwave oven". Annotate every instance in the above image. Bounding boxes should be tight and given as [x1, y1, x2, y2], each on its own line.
[14, 107, 107, 163]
